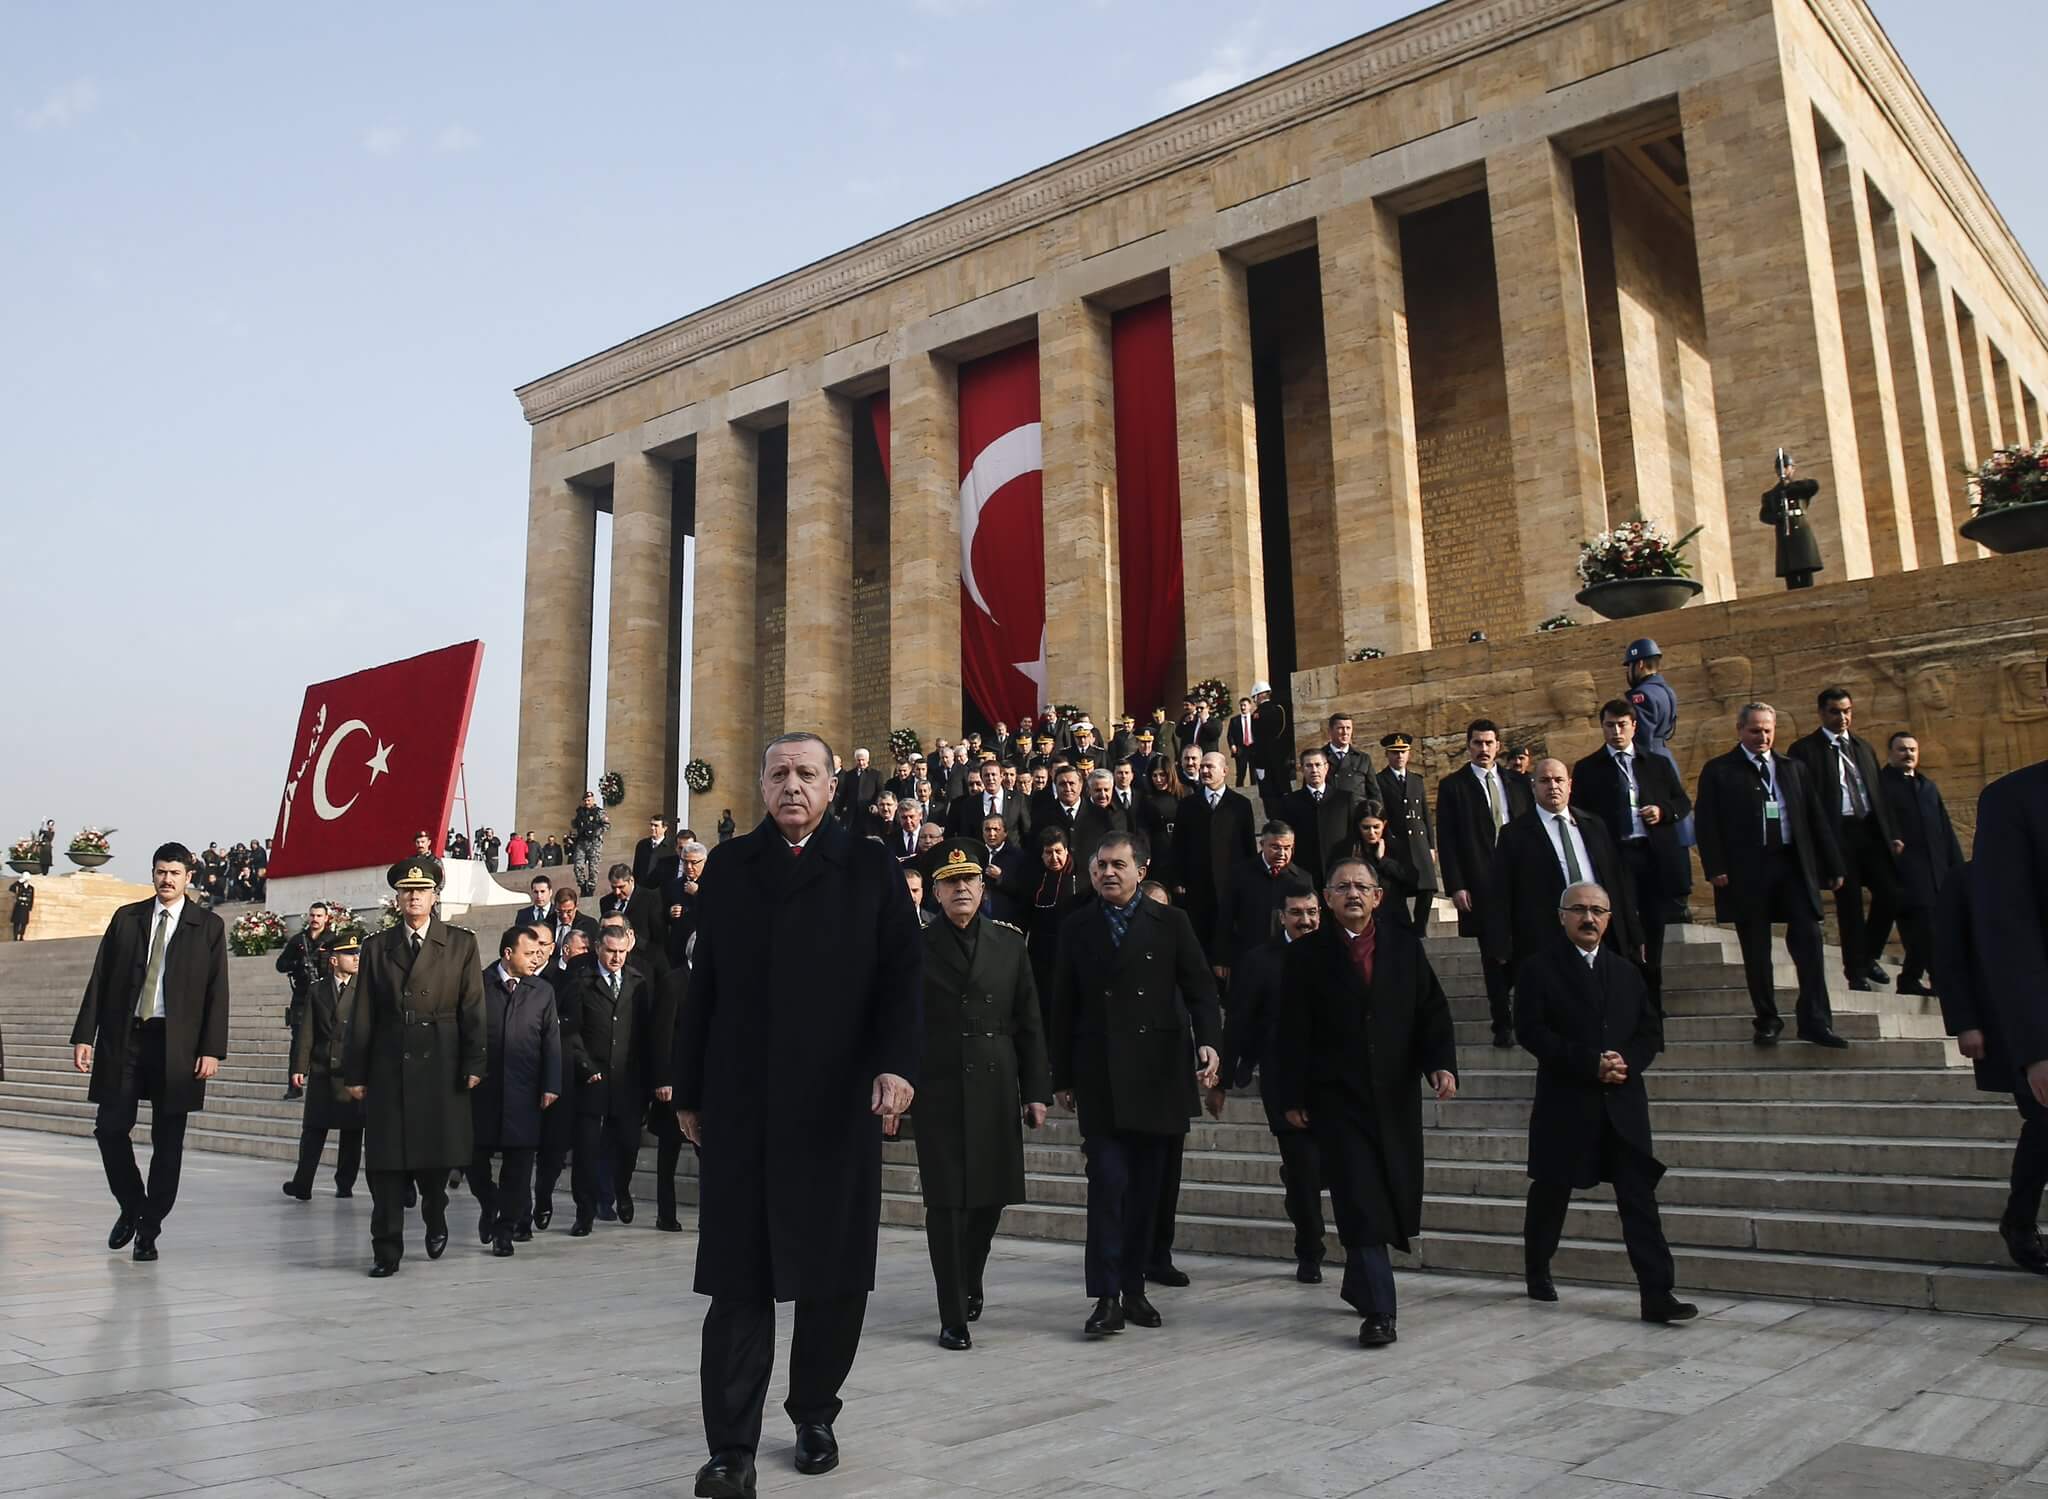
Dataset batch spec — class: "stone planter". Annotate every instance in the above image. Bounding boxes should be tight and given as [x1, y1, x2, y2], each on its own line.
[1959, 501, 2048, 555]
[66, 850, 111, 870]
[5, 858, 34, 874]
[1574, 576, 1704, 621]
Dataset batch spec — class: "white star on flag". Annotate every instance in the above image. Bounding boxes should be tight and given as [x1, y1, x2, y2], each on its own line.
[366, 740, 393, 783]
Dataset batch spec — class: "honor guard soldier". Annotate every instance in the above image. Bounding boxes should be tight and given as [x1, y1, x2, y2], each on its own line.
[1760, 447, 1823, 590]
[282, 928, 367, 1201]
[1375, 733, 1438, 929]
[908, 838, 1051, 1350]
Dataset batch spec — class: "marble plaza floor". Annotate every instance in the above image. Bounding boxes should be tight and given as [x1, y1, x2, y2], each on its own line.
[1, 1131, 2045, 1499]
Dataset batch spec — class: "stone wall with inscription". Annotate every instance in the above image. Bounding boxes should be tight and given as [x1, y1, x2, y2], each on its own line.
[850, 414, 891, 759]
[753, 428, 789, 754]
[1292, 549, 2048, 853]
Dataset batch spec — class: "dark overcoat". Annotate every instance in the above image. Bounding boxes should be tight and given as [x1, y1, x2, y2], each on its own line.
[1172, 786, 1258, 927]
[1934, 861, 2015, 1095]
[1968, 763, 2048, 1079]
[293, 973, 367, 1131]
[910, 918, 1050, 1209]
[1693, 747, 1842, 923]
[1571, 745, 1693, 900]
[1374, 767, 1438, 894]
[1436, 766, 1532, 937]
[675, 816, 923, 1302]
[1879, 766, 1962, 912]
[1218, 935, 1294, 1132]
[1215, 853, 1311, 968]
[536, 971, 581, 1154]
[472, 965, 562, 1150]
[1323, 744, 1375, 802]
[1267, 920, 1456, 1252]
[1514, 938, 1664, 1189]
[1277, 785, 1359, 888]
[571, 962, 646, 1118]
[71, 898, 230, 1115]
[341, 916, 487, 1171]
[1481, 807, 1642, 975]
[1048, 897, 1221, 1138]
[1789, 728, 1898, 849]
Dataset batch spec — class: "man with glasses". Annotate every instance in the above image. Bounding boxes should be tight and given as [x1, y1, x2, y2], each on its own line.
[1517, 882, 1695, 1323]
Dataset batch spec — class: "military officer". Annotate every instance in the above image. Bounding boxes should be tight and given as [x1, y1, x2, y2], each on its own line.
[1374, 733, 1438, 929]
[342, 858, 486, 1277]
[909, 839, 1051, 1350]
[282, 929, 367, 1201]
[1624, 639, 1691, 852]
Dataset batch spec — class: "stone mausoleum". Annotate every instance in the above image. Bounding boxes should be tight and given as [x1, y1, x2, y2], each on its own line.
[512, 0, 2048, 837]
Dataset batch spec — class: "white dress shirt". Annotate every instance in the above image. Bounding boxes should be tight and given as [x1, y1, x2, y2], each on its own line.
[1544, 811, 1594, 885]
[144, 897, 186, 1020]
[1824, 729, 1869, 818]
[1751, 751, 1794, 846]
[1576, 943, 1599, 969]
[1609, 747, 1647, 839]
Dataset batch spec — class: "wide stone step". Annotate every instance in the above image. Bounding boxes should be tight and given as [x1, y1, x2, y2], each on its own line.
[1424, 1126, 2017, 1179]
[1448, 1010, 1950, 1049]
[1432, 1097, 2017, 1139]
[1435, 1066, 1983, 1103]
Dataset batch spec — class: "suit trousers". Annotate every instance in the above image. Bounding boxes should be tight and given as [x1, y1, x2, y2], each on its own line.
[289, 1125, 361, 1196]
[1523, 1128, 1675, 1301]
[1892, 908, 1934, 986]
[93, 1019, 190, 1230]
[572, 1111, 641, 1222]
[368, 1168, 449, 1266]
[1340, 1244, 1397, 1319]
[1412, 893, 1433, 931]
[468, 1147, 536, 1237]
[700, 1292, 868, 1455]
[533, 1147, 568, 1225]
[1483, 954, 1514, 1032]
[1831, 815, 1901, 975]
[648, 1106, 686, 1222]
[1619, 839, 1667, 1016]
[2009, 1086, 2048, 1234]
[1081, 1131, 1170, 1298]
[1148, 1134, 1185, 1270]
[925, 1204, 1003, 1326]
[1731, 848, 1833, 1034]
[1274, 1127, 1327, 1262]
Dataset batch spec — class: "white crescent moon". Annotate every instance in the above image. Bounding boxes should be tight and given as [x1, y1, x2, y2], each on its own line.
[313, 719, 371, 821]
[957, 421, 1042, 622]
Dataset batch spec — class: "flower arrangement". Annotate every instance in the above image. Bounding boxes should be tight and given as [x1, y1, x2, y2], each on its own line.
[1186, 678, 1229, 712]
[684, 758, 714, 795]
[1576, 517, 1702, 587]
[8, 836, 36, 862]
[888, 727, 922, 759]
[597, 771, 626, 807]
[1537, 613, 1579, 632]
[321, 903, 366, 942]
[378, 894, 402, 930]
[1963, 441, 2048, 514]
[67, 827, 113, 855]
[1346, 646, 1386, 663]
[228, 909, 288, 957]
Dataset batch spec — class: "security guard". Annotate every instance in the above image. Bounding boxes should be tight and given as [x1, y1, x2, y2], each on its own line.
[1624, 639, 1692, 857]
[1375, 733, 1439, 929]
[907, 838, 1051, 1351]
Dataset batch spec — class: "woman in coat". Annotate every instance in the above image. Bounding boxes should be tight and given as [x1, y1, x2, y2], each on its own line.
[283, 930, 368, 1199]
[1336, 801, 1420, 930]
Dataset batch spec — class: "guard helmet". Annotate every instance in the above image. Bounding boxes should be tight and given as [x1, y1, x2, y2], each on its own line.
[1623, 638, 1662, 665]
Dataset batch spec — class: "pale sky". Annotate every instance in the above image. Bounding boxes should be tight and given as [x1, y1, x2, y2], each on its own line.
[2, 0, 2035, 879]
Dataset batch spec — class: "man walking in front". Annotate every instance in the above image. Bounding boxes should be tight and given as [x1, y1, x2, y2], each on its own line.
[71, 843, 229, 1262]
[675, 732, 922, 1496]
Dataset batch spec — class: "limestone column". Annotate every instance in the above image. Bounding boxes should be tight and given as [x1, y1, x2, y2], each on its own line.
[783, 387, 854, 749]
[888, 352, 962, 741]
[1487, 140, 1607, 626]
[1919, 255, 1978, 511]
[1039, 299, 1121, 718]
[603, 451, 675, 834]
[689, 421, 759, 812]
[1318, 196, 1431, 654]
[1869, 198, 1957, 567]
[515, 461, 595, 837]
[1958, 303, 2006, 458]
[1170, 250, 1266, 699]
[1682, 64, 1871, 593]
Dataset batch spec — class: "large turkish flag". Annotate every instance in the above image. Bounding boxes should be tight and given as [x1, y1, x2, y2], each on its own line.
[265, 641, 484, 879]
[958, 342, 1045, 728]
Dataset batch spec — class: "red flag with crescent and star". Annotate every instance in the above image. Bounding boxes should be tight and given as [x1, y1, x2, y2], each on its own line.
[957, 342, 1045, 728]
[264, 641, 483, 878]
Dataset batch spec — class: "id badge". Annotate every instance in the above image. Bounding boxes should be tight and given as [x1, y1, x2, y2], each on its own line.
[1763, 799, 1781, 821]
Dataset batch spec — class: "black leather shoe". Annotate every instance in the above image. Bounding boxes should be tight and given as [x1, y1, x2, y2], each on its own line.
[1846, 978, 1874, 992]
[1642, 1294, 1699, 1323]
[425, 1228, 449, 1260]
[1797, 1028, 1851, 1049]
[281, 1087, 303, 1101]
[132, 1232, 159, 1263]
[1865, 963, 1891, 986]
[1121, 1292, 1163, 1328]
[1146, 1262, 1190, 1288]
[693, 1449, 757, 1498]
[534, 1203, 553, 1230]
[1526, 1275, 1558, 1302]
[367, 1261, 399, 1278]
[965, 1292, 983, 1321]
[568, 1219, 593, 1237]
[656, 1216, 683, 1233]
[1295, 1258, 1323, 1284]
[2002, 1220, 2048, 1276]
[283, 1181, 312, 1201]
[513, 1224, 533, 1243]
[938, 1325, 971, 1350]
[1491, 1026, 1515, 1049]
[492, 1235, 514, 1258]
[1084, 1296, 1124, 1336]
[109, 1215, 136, 1251]
[597, 1203, 618, 1222]
[615, 1196, 635, 1225]
[479, 1210, 495, 1245]
[793, 1422, 838, 1475]
[1753, 1018, 1785, 1046]
[1358, 1316, 1397, 1347]
[335, 1186, 354, 1199]
[448, 1169, 465, 1189]
[1895, 977, 1934, 997]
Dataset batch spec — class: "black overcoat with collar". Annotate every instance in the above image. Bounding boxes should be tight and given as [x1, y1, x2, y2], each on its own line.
[341, 914, 487, 1171]
[1693, 747, 1842, 922]
[293, 972, 367, 1131]
[1049, 897, 1221, 1137]
[1482, 806, 1642, 975]
[1571, 743, 1693, 900]
[472, 963, 561, 1150]
[1436, 765, 1533, 936]
[1374, 766, 1439, 894]
[1788, 727, 1899, 848]
[569, 960, 646, 1119]
[71, 897, 230, 1115]
[1514, 936, 1664, 1189]
[1267, 919, 1455, 1252]
[674, 816, 923, 1301]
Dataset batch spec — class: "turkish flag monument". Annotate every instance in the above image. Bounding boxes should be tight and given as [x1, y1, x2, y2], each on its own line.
[957, 342, 1047, 728]
[264, 641, 507, 909]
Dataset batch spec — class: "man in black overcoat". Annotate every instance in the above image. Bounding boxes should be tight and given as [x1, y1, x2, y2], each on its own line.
[569, 927, 650, 1233]
[1376, 732, 1438, 929]
[909, 838, 1051, 1349]
[530, 924, 581, 1234]
[1214, 823, 1311, 978]
[634, 815, 679, 889]
[1788, 688, 1901, 990]
[275, 902, 333, 1101]
[602, 863, 668, 954]
[1517, 883, 1695, 1322]
[7, 876, 31, 941]
[469, 925, 561, 1256]
[1874, 733, 1961, 997]
[1173, 751, 1258, 959]
[1049, 829, 1221, 1337]
[1073, 769, 1136, 872]
[1694, 703, 1845, 1046]
[1485, 759, 1641, 984]
[1267, 857, 1456, 1348]
[833, 749, 883, 828]
[980, 815, 1030, 928]
[283, 929, 367, 1201]
[1573, 701, 1691, 1012]
[675, 732, 922, 1495]
[1280, 748, 1359, 889]
[70, 841, 230, 1261]
[341, 857, 487, 1277]
[1248, 681, 1294, 813]
[1320, 712, 1375, 802]
[1436, 720, 1532, 1045]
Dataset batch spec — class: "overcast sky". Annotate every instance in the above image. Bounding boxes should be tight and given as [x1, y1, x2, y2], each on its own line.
[2, 1, 2035, 880]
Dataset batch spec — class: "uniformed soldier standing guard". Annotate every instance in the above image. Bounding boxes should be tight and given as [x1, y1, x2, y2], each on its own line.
[1760, 449, 1823, 589]
[907, 838, 1051, 1350]
[1374, 733, 1438, 929]
[1624, 639, 1692, 854]
[342, 858, 486, 1277]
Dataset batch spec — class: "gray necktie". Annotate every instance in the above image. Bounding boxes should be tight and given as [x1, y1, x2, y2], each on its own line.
[1837, 740, 1869, 817]
[1485, 772, 1504, 829]
[135, 908, 170, 1020]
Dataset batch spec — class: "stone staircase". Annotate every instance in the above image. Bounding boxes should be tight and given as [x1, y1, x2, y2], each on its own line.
[1, 918, 2040, 1320]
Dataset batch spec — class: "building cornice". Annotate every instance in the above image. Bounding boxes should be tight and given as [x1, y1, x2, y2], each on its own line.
[514, 0, 1615, 424]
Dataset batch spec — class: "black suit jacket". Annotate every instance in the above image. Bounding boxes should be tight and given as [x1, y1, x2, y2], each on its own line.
[1172, 788, 1257, 908]
[1969, 762, 2048, 1074]
[1788, 729, 1897, 848]
[72, 898, 231, 1116]
[1482, 807, 1641, 974]
[1435, 765, 1533, 934]
[1277, 785, 1358, 888]
[1879, 766, 1962, 912]
[1693, 747, 1842, 922]
[834, 767, 883, 824]
[953, 788, 1027, 844]
[1323, 745, 1375, 800]
[1216, 853, 1314, 967]
[1570, 744, 1693, 899]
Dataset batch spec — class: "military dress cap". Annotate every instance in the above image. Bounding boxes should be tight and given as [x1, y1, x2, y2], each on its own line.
[1036, 733, 1055, 745]
[319, 929, 362, 954]
[387, 857, 443, 890]
[1379, 731, 1415, 750]
[919, 837, 988, 883]
[1135, 727, 1155, 741]
[1624, 637, 1663, 664]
